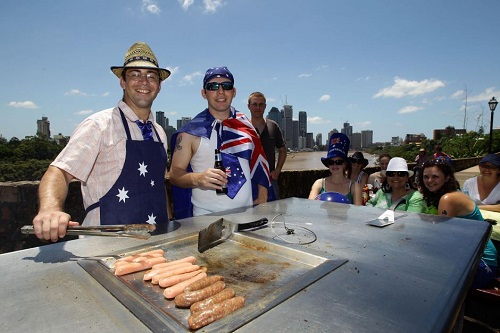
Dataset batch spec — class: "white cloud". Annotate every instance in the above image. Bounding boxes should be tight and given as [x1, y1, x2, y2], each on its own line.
[167, 66, 180, 78]
[8, 101, 39, 109]
[398, 105, 423, 114]
[179, 0, 194, 11]
[468, 87, 500, 103]
[65, 89, 87, 96]
[142, 0, 161, 14]
[204, 0, 223, 13]
[451, 90, 464, 99]
[102, 92, 110, 97]
[356, 121, 372, 128]
[373, 77, 445, 98]
[76, 110, 93, 115]
[319, 94, 331, 102]
[298, 73, 312, 78]
[180, 71, 203, 85]
[308, 116, 330, 124]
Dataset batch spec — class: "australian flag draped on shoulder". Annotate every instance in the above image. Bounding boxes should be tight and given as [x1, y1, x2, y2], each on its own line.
[170, 107, 275, 219]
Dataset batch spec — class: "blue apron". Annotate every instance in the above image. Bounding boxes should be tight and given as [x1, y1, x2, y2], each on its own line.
[85, 109, 168, 225]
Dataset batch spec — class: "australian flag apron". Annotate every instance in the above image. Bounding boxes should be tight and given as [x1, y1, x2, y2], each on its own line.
[85, 109, 168, 225]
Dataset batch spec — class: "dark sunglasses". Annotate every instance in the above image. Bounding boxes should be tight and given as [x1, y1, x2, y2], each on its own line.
[326, 159, 345, 166]
[204, 81, 234, 91]
[479, 163, 499, 170]
[386, 171, 408, 177]
[350, 158, 365, 164]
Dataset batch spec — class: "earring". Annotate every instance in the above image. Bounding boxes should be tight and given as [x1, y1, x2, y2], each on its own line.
[405, 182, 410, 190]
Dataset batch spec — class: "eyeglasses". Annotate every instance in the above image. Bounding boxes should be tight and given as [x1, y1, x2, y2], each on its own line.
[204, 81, 234, 91]
[126, 71, 160, 82]
[326, 159, 344, 166]
[386, 171, 408, 177]
[350, 159, 364, 164]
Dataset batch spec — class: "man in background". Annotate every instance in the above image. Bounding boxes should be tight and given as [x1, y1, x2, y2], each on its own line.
[248, 92, 286, 199]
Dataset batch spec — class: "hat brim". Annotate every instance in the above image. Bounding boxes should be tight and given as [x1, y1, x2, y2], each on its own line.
[111, 64, 171, 81]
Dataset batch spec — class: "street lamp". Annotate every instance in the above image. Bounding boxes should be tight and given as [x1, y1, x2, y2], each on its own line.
[488, 97, 498, 153]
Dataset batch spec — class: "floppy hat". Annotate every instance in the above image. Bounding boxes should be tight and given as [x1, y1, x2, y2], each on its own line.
[349, 151, 368, 167]
[203, 66, 234, 87]
[381, 157, 414, 177]
[321, 133, 350, 167]
[111, 42, 170, 81]
[479, 153, 500, 168]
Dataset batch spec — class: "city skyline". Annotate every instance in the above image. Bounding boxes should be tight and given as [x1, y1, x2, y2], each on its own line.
[1, 1, 499, 143]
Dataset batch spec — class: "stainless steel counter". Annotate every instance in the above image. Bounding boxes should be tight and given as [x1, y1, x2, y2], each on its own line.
[0, 198, 491, 333]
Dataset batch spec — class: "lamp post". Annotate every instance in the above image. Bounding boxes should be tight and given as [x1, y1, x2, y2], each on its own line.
[488, 97, 498, 153]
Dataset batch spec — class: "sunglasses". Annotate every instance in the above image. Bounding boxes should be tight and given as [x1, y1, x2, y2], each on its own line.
[204, 81, 234, 91]
[326, 159, 345, 166]
[386, 171, 408, 177]
[350, 159, 365, 164]
[479, 164, 499, 170]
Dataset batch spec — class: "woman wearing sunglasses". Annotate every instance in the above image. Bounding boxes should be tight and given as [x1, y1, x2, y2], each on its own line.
[348, 151, 369, 188]
[308, 133, 362, 205]
[419, 159, 497, 288]
[366, 157, 426, 212]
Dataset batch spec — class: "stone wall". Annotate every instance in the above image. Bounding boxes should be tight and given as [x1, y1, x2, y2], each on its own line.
[0, 157, 483, 254]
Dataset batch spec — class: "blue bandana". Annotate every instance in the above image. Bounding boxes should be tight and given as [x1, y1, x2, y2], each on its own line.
[203, 66, 234, 87]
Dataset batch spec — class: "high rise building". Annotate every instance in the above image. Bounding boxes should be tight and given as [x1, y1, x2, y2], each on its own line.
[267, 107, 282, 128]
[361, 130, 373, 148]
[282, 105, 294, 149]
[292, 120, 299, 149]
[298, 111, 307, 137]
[37, 116, 50, 139]
[177, 117, 191, 129]
[315, 133, 322, 147]
[341, 122, 353, 139]
[156, 111, 167, 130]
[351, 133, 362, 150]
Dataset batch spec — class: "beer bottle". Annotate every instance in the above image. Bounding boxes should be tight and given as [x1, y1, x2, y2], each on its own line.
[214, 149, 228, 195]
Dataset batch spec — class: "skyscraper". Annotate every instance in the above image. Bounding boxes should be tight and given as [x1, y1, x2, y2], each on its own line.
[282, 105, 294, 149]
[267, 107, 282, 128]
[298, 111, 307, 137]
[37, 116, 50, 138]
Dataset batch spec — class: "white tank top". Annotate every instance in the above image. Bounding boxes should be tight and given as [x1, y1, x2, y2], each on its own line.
[190, 130, 253, 216]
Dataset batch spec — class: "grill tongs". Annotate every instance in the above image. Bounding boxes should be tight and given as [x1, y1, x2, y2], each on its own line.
[21, 224, 156, 240]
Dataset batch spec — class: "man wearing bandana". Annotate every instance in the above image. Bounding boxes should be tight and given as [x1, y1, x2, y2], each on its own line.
[170, 66, 273, 219]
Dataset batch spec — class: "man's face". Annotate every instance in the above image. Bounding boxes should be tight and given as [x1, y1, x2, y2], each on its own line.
[248, 96, 266, 118]
[201, 78, 235, 115]
[120, 68, 161, 112]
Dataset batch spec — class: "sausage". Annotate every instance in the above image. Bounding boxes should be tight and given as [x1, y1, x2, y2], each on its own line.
[163, 272, 207, 299]
[175, 280, 226, 308]
[152, 256, 196, 269]
[190, 288, 235, 313]
[183, 275, 224, 292]
[143, 262, 194, 281]
[115, 249, 165, 263]
[187, 296, 245, 330]
[151, 264, 200, 284]
[158, 267, 208, 288]
[114, 256, 166, 276]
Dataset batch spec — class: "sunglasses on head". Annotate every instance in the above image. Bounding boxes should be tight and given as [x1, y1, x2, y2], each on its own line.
[386, 171, 408, 177]
[326, 159, 344, 166]
[204, 81, 234, 91]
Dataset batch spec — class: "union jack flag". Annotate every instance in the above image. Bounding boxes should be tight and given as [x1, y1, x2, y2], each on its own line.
[219, 110, 271, 197]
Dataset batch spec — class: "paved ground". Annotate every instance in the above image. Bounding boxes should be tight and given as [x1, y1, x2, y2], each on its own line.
[455, 165, 480, 187]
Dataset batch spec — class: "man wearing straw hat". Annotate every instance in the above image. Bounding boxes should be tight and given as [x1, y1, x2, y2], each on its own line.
[32, 42, 171, 242]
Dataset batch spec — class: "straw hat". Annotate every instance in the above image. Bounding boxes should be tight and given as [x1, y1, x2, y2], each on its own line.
[110, 42, 170, 81]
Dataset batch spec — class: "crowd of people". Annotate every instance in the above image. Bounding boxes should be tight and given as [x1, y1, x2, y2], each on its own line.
[31, 41, 498, 289]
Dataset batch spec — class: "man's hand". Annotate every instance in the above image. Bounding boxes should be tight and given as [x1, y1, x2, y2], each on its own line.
[32, 211, 80, 242]
[195, 168, 228, 191]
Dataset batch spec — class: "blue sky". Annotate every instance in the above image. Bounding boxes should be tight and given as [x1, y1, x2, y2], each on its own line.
[1, 0, 499, 143]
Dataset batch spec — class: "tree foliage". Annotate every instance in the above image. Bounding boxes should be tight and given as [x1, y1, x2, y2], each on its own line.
[366, 131, 498, 163]
[0, 136, 65, 182]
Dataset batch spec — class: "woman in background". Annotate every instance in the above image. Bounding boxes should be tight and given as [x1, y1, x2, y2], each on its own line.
[366, 157, 426, 212]
[308, 133, 362, 205]
[348, 151, 369, 188]
[368, 153, 391, 193]
[462, 153, 500, 213]
[419, 159, 497, 288]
